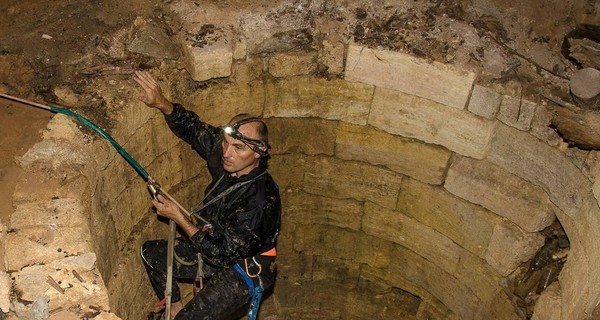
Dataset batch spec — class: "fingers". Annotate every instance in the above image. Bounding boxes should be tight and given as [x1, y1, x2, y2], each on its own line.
[152, 195, 180, 216]
[132, 70, 173, 114]
[134, 70, 157, 85]
[133, 70, 163, 107]
[133, 71, 155, 92]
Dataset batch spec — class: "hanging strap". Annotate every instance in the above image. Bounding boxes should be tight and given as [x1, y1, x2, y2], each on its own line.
[233, 263, 263, 320]
[191, 171, 267, 221]
[172, 171, 269, 265]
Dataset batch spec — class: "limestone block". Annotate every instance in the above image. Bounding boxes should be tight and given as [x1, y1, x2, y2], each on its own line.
[267, 154, 307, 191]
[384, 246, 481, 319]
[182, 34, 234, 81]
[320, 39, 345, 75]
[264, 76, 374, 125]
[268, 51, 317, 77]
[360, 265, 458, 319]
[232, 32, 247, 61]
[312, 256, 360, 289]
[183, 82, 265, 126]
[340, 286, 422, 319]
[468, 85, 501, 119]
[127, 130, 155, 172]
[13, 253, 109, 311]
[275, 246, 314, 282]
[531, 282, 561, 320]
[485, 223, 544, 276]
[475, 290, 520, 320]
[5, 226, 92, 271]
[496, 95, 537, 131]
[370, 88, 496, 159]
[149, 115, 182, 157]
[581, 150, 600, 182]
[230, 58, 264, 84]
[114, 102, 158, 141]
[336, 122, 452, 185]
[13, 296, 49, 320]
[10, 198, 86, 230]
[444, 156, 556, 232]
[179, 142, 207, 182]
[110, 186, 149, 250]
[19, 140, 88, 170]
[265, 117, 337, 156]
[0, 271, 9, 312]
[12, 173, 83, 203]
[145, 147, 183, 191]
[283, 190, 363, 231]
[303, 156, 403, 209]
[398, 178, 499, 258]
[42, 114, 84, 141]
[263, 281, 344, 318]
[363, 202, 461, 274]
[95, 159, 134, 210]
[557, 228, 595, 319]
[106, 246, 155, 319]
[417, 300, 458, 320]
[127, 25, 181, 60]
[293, 225, 393, 269]
[118, 119, 160, 170]
[455, 251, 503, 305]
[345, 44, 476, 109]
[488, 123, 592, 217]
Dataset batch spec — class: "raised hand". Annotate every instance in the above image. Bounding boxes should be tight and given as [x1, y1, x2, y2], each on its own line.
[133, 71, 174, 114]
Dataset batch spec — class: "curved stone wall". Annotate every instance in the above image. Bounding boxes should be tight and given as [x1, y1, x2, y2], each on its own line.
[88, 43, 597, 319]
[2, 10, 600, 320]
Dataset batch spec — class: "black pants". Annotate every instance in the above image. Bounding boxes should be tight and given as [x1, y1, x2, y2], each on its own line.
[141, 238, 249, 320]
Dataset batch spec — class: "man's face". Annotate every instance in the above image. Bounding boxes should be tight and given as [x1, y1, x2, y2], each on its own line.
[221, 122, 261, 177]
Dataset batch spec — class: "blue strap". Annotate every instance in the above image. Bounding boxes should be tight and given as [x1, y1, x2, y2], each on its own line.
[248, 286, 263, 320]
[233, 263, 263, 320]
[233, 263, 254, 293]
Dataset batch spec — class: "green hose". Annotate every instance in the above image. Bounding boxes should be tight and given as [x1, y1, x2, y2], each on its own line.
[50, 106, 150, 180]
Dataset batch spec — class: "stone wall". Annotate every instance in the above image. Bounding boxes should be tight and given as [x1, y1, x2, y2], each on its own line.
[2, 3, 600, 320]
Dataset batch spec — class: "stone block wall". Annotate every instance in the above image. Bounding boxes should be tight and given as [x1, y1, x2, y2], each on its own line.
[3, 5, 600, 320]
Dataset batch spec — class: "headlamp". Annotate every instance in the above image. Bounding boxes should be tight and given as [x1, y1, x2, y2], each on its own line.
[222, 117, 270, 157]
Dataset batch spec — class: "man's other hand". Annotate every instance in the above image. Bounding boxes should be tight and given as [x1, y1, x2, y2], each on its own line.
[152, 195, 181, 220]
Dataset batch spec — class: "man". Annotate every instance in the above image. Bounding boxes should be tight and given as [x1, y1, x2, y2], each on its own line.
[134, 71, 281, 320]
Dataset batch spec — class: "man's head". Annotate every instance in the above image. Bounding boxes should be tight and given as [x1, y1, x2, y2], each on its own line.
[221, 114, 270, 176]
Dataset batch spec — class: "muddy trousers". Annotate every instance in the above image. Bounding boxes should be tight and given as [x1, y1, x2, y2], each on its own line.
[140, 239, 250, 320]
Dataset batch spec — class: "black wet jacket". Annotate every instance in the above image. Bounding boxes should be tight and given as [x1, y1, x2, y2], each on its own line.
[165, 103, 281, 267]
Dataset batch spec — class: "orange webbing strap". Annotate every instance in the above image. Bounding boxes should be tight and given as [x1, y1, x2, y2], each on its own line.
[260, 247, 277, 257]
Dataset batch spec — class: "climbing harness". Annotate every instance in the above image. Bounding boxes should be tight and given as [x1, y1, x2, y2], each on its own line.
[233, 262, 264, 320]
[230, 246, 276, 320]
[172, 170, 269, 293]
